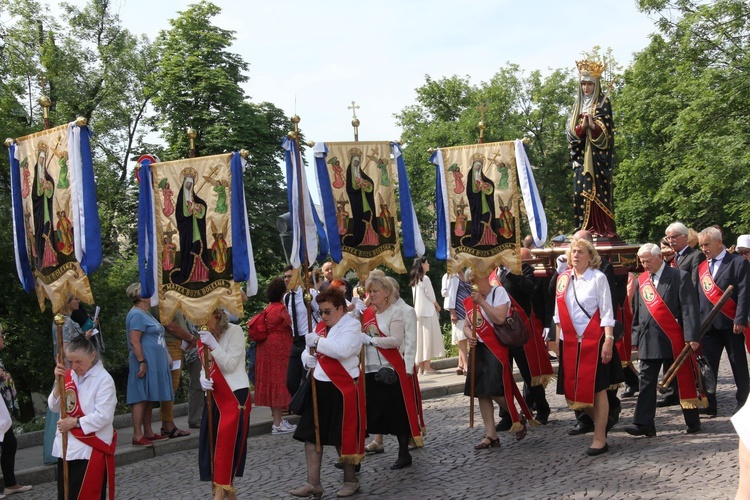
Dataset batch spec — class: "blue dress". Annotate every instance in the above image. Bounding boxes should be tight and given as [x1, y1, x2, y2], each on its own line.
[125, 307, 174, 405]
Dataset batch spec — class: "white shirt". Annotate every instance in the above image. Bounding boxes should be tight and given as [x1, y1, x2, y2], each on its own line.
[285, 286, 319, 336]
[48, 361, 116, 460]
[202, 324, 249, 392]
[650, 261, 666, 288]
[709, 249, 727, 277]
[412, 275, 437, 318]
[441, 273, 457, 308]
[395, 298, 418, 374]
[553, 268, 615, 340]
[302, 314, 362, 382]
[363, 306, 405, 373]
[466, 286, 511, 344]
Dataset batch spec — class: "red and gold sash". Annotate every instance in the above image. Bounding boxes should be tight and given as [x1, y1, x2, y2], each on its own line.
[314, 322, 366, 464]
[64, 370, 116, 500]
[698, 260, 737, 320]
[462, 295, 535, 431]
[638, 273, 706, 408]
[411, 373, 426, 436]
[493, 281, 554, 387]
[555, 270, 603, 410]
[198, 342, 252, 493]
[362, 307, 423, 446]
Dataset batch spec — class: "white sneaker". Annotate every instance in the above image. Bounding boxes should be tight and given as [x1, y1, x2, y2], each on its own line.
[272, 422, 295, 435]
[280, 419, 297, 431]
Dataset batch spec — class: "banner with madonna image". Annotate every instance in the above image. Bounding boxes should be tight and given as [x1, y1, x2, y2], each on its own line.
[7, 121, 102, 312]
[432, 140, 523, 278]
[137, 152, 255, 326]
[313, 141, 408, 280]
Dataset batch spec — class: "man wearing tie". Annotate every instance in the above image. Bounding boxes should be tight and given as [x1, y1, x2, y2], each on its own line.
[625, 243, 702, 436]
[698, 226, 750, 417]
[666, 222, 705, 287]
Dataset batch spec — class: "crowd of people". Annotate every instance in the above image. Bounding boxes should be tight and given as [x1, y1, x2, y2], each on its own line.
[9, 219, 746, 498]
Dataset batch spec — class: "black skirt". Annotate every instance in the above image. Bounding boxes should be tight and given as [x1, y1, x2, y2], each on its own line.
[464, 342, 505, 398]
[365, 373, 411, 436]
[556, 338, 625, 395]
[293, 380, 345, 446]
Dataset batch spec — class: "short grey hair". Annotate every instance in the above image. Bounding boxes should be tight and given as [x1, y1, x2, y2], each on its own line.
[698, 226, 723, 243]
[638, 242, 661, 258]
[126, 282, 143, 303]
[665, 222, 689, 237]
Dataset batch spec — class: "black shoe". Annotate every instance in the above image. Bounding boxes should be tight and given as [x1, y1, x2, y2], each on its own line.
[700, 407, 717, 418]
[585, 443, 609, 456]
[334, 462, 361, 472]
[656, 397, 679, 408]
[568, 421, 594, 436]
[390, 454, 412, 470]
[495, 413, 512, 432]
[535, 407, 551, 425]
[686, 423, 702, 434]
[624, 424, 656, 437]
[549, 354, 558, 362]
[621, 386, 638, 398]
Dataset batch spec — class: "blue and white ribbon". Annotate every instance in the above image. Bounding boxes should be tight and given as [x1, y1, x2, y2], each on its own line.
[137, 157, 158, 303]
[392, 142, 424, 259]
[8, 144, 34, 292]
[230, 152, 257, 297]
[431, 149, 451, 261]
[312, 142, 342, 263]
[283, 137, 328, 267]
[514, 139, 547, 247]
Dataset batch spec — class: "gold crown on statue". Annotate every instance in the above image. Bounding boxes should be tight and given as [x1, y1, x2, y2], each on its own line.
[181, 167, 198, 181]
[576, 60, 606, 79]
[348, 148, 363, 160]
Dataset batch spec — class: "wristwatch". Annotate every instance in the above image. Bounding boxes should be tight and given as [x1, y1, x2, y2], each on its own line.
[605, 334, 615, 340]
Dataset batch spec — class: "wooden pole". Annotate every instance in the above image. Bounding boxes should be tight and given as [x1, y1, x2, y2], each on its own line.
[54, 314, 69, 500]
[200, 326, 215, 479]
[469, 280, 479, 428]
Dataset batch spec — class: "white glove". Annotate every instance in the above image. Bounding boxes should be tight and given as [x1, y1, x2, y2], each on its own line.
[199, 330, 219, 350]
[302, 351, 317, 369]
[556, 255, 568, 274]
[200, 374, 214, 391]
[305, 333, 319, 348]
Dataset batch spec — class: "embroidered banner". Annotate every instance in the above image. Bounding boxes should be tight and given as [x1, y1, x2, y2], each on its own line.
[140, 153, 249, 325]
[315, 141, 406, 279]
[9, 122, 101, 312]
[433, 141, 521, 277]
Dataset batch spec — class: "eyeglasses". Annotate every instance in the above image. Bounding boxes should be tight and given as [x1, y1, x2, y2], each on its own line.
[738, 249, 750, 256]
[320, 308, 337, 316]
[666, 234, 685, 240]
[283, 274, 292, 280]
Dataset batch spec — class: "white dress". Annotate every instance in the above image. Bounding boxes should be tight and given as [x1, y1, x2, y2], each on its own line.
[412, 275, 445, 363]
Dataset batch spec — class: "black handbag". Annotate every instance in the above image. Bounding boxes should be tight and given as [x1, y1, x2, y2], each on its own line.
[697, 355, 716, 395]
[373, 350, 398, 385]
[289, 372, 311, 415]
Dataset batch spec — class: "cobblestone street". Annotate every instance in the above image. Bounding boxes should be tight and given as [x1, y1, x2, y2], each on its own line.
[22, 363, 741, 499]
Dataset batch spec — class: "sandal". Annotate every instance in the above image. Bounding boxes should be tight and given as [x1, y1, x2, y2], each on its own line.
[161, 427, 191, 438]
[474, 436, 500, 450]
[515, 415, 528, 442]
[364, 441, 384, 454]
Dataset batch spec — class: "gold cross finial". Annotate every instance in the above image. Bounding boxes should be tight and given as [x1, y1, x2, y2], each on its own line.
[348, 101, 360, 120]
[477, 103, 488, 122]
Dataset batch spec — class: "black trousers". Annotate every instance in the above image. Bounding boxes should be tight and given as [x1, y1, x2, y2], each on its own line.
[634, 358, 700, 428]
[702, 326, 750, 411]
[286, 339, 307, 397]
[1, 427, 17, 487]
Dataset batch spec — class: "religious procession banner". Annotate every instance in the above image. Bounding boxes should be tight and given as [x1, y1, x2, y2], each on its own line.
[432, 140, 525, 278]
[313, 141, 418, 280]
[137, 152, 256, 326]
[8, 122, 102, 312]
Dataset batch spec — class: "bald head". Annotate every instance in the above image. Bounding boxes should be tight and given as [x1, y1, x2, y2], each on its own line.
[573, 230, 594, 243]
[520, 247, 532, 260]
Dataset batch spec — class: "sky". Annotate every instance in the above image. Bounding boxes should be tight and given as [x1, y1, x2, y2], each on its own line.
[94, 0, 659, 153]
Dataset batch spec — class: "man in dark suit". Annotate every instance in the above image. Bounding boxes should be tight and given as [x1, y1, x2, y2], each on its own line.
[666, 222, 705, 287]
[698, 226, 750, 417]
[624, 243, 702, 436]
